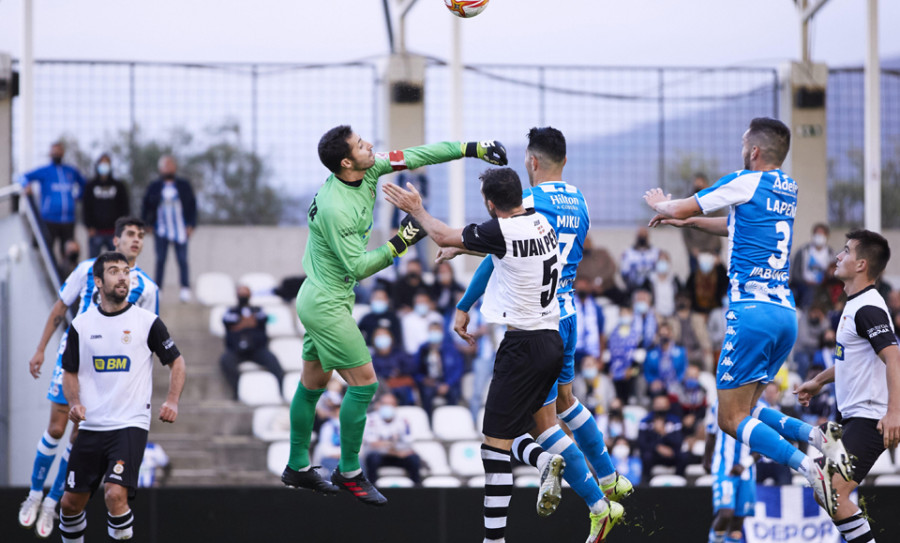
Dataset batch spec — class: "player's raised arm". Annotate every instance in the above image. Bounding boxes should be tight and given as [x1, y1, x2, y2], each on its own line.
[643, 187, 702, 220]
[383, 182, 465, 249]
[28, 299, 69, 378]
[370, 140, 507, 178]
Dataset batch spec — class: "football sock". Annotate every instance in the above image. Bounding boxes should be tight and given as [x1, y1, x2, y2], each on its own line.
[338, 382, 378, 474]
[287, 383, 325, 470]
[559, 398, 617, 480]
[835, 509, 875, 542]
[481, 444, 512, 543]
[107, 509, 134, 540]
[31, 431, 60, 491]
[48, 442, 72, 502]
[752, 405, 814, 443]
[511, 435, 551, 472]
[709, 530, 725, 543]
[737, 416, 807, 471]
[536, 424, 605, 510]
[60, 510, 87, 543]
[724, 536, 742, 543]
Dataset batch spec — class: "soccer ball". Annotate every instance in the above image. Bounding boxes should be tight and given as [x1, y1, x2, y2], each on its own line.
[444, 0, 490, 18]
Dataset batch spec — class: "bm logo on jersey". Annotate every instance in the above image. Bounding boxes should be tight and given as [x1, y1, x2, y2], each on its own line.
[93, 356, 131, 372]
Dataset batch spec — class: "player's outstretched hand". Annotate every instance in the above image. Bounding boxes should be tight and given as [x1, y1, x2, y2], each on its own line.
[383, 182, 424, 214]
[792, 379, 822, 407]
[68, 404, 86, 424]
[649, 214, 692, 229]
[435, 247, 464, 263]
[159, 401, 178, 423]
[643, 188, 671, 212]
[387, 214, 428, 258]
[462, 140, 508, 166]
[877, 410, 900, 449]
[28, 351, 45, 379]
[453, 309, 475, 346]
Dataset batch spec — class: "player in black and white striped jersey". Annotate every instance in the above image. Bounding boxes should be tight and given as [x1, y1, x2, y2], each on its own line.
[796, 230, 900, 543]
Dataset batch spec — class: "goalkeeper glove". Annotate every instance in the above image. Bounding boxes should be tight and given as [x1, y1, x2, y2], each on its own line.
[462, 140, 508, 166]
[387, 214, 428, 257]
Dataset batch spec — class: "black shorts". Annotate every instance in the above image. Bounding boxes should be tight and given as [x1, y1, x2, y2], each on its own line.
[66, 427, 148, 497]
[482, 329, 563, 440]
[840, 418, 886, 484]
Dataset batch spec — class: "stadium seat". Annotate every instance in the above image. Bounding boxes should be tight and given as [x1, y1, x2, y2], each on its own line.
[791, 475, 808, 487]
[874, 474, 900, 486]
[476, 407, 485, 435]
[698, 371, 718, 400]
[266, 441, 290, 476]
[512, 465, 534, 478]
[514, 475, 540, 488]
[375, 476, 414, 488]
[432, 406, 479, 441]
[649, 474, 687, 487]
[694, 474, 714, 487]
[352, 304, 370, 323]
[265, 305, 299, 338]
[412, 441, 450, 476]
[449, 441, 485, 476]
[622, 405, 647, 441]
[208, 305, 228, 338]
[374, 466, 406, 477]
[691, 440, 707, 457]
[282, 372, 302, 403]
[868, 450, 895, 476]
[422, 476, 462, 488]
[238, 371, 283, 406]
[460, 372, 475, 403]
[195, 272, 236, 306]
[467, 476, 485, 488]
[237, 272, 279, 303]
[292, 311, 306, 337]
[685, 463, 707, 477]
[268, 337, 304, 372]
[601, 303, 620, 336]
[237, 361, 263, 373]
[252, 406, 291, 442]
[650, 465, 676, 476]
[396, 405, 434, 441]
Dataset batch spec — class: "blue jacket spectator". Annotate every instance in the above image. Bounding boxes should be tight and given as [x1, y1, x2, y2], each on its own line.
[643, 323, 687, 389]
[573, 276, 604, 364]
[607, 305, 642, 403]
[414, 322, 465, 416]
[371, 327, 417, 405]
[637, 395, 687, 479]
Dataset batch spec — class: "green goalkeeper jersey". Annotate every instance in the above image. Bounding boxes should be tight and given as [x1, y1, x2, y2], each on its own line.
[301, 141, 463, 296]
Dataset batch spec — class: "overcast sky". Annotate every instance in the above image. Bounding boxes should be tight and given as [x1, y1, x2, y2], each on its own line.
[0, 0, 898, 68]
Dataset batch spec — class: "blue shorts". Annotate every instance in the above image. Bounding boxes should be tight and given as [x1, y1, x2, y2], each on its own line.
[716, 303, 797, 390]
[712, 474, 756, 517]
[46, 331, 69, 405]
[544, 315, 577, 405]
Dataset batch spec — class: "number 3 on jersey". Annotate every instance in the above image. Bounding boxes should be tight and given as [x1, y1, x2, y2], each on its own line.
[767, 220, 791, 269]
[541, 255, 559, 308]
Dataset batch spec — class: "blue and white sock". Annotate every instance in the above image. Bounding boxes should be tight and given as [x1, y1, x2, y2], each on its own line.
[752, 405, 814, 443]
[31, 431, 60, 491]
[536, 424, 605, 512]
[47, 442, 72, 503]
[737, 416, 809, 473]
[559, 399, 617, 484]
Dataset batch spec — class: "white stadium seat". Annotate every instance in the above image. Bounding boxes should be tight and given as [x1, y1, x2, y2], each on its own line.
[195, 272, 236, 306]
[239, 272, 282, 306]
[376, 476, 414, 488]
[422, 476, 462, 488]
[208, 305, 228, 338]
[264, 305, 299, 338]
[694, 474, 714, 487]
[868, 450, 895, 476]
[266, 441, 290, 476]
[698, 371, 718, 400]
[252, 406, 291, 441]
[432, 405, 479, 441]
[514, 475, 540, 488]
[352, 304, 370, 323]
[448, 441, 485, 476]
[268, 337, 304, 372]
[685, 464, 707, 477]
[282, 372, 302, 403]
[476, 407, 485, 435]
[237, 371, 283, 406]
[467, 476, 485, 488]
[622, 405, 647, 441]
[874, 474, 900, 486]
[411, 441, 450, 476]
[650, 465, 676, 476]
[396, 405, 434, 441]
[238, 361, 263, 373]
[649, 474, 687, 487]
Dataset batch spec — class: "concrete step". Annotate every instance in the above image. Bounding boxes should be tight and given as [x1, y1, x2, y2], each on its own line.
[152, 364, 234, 402]
[150, 400, 254, 436]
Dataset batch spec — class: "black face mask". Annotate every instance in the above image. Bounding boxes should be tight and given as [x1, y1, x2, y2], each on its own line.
[823, 340, 836, 348]
[609, 409, 623, 418]
[163, 173, 176, 181]
[576, 291, 589, 300]
[406, 273, 421, 282]
[653, 409, 669, 417]
[809, 317, 821, 326]
[636, 237, 649, 248]
[237, 296, 250, 306]
[51, 156, 63, 165]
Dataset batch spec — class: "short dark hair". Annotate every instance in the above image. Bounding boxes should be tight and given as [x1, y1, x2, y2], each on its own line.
[812, 222, 830, 235]
[526, 126, 566, 164]
[479, 168, 523, 212]
[847, 229, 891, 280]
[318, 125, 354, 174]
[746, 117, 791, 166]
[114, 216, 146, 238]
[93, 251, 129, 281]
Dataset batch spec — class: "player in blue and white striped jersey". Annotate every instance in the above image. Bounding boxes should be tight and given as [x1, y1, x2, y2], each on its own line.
[703, 399, 762, 543]
[18, 217, 158, 538]
[643, 117, 853, 517]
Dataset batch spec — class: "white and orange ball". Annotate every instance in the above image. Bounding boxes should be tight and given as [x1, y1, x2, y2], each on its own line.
[444, 0, 490, 18]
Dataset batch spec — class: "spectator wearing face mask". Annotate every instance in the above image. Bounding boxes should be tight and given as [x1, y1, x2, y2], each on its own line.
[631, 288, 658, 349]
[643, 322, 687, 391]
[219, 285, 285, 399]
[813, 328, 837, 370]
[637, 394, 687, 480]
[400, 291, 442, 354]
[414, 321, 464, 417]
[681, 173, 723, 274]
[391, 259, 430, 312]
[429, 261, 464, 316]
[370, 327, 417, 405]
[312, 388, 344, 476]
[793, 306, 829, 377]
[685, 251, 728, 316]
[601, 398, 627, 445]
[574, 355, 616, 415]
[358, 287, 404, 347]
[621, 227, 659, 295]
[790, 223, 835, 310]
[607, 304, 643, 404]
[649, 251, 681, 318]
[573, 277, 604, 365]
[364, 393, 422, 485]
[673, 364, 708, 448]
[83, 154, 131, 258]
[669, 293, 714, 371]
[609, 436, 642, 486]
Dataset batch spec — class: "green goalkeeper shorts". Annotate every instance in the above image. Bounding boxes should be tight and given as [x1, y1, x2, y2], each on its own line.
[296, 280, 371, 371]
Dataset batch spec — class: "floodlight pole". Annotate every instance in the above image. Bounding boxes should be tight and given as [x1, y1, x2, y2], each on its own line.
[19, 0, 35, 172]
[864, 0, 881, 232]
[448, 18, 465, 233]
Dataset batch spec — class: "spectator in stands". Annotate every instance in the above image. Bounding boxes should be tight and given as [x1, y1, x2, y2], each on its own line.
[670, 293, 714, 371]
[649, 250, 680, 318]
[573, 355, 616, 416]
[137, 442, 170, 488]
[400, 291, 442, 354]
[607, 303, 642, 404]
[610, 436, 642, 486]
[631, 288, 658, 349]
[219, 284, 285, 400]
[812, 261, 845, 313]
[313, 389, 343, 476]
[643, 321, 687, 390]
[60, 239, 82, 279]
[637, 394, 687, 481]
[813, 328, 837, 370]
[573, 276, 604, 367]
[706, 297, 728, 365]
[754, 383, 793, 485]
[798, 363, 835, 428]
[142, 155, 197, 302]
[364, 393, 422, 485]
[673, 364, 708, 450]
[392, 259, 428, 312]
[465, 300, 497, 421]
[620, 226, 659, 295]
[83, 154, 130, 258]
[19, 141, 86, 270]
[358, 287, 404, 347]
[680, 173, 722, 273]
[791, 223, 834, 310]
[414, 321, 464, 417]
[371, 327, 417, 405]
[391, 168, 430, 269]
[793, 305, 828, 376]
[685, 251, 728, 315]
[430, 261, 464, 316]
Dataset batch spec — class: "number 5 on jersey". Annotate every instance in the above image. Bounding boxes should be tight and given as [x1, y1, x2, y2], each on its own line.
[541, 255, 559, 308]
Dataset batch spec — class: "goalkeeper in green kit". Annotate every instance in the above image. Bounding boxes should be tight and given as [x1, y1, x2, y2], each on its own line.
[282, 125, 507, 505]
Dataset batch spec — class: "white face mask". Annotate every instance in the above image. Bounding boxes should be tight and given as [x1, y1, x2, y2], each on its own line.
[813, 233, 827, 248]
[698, 253, 716, 274]
[97, 162, 111, 176]
[374, 335, 392, 351]
[655, 260, 670, 274]
[414, 303, 430, 316]
[378, 405, 395, 421]
[612, 444, 630, 459]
